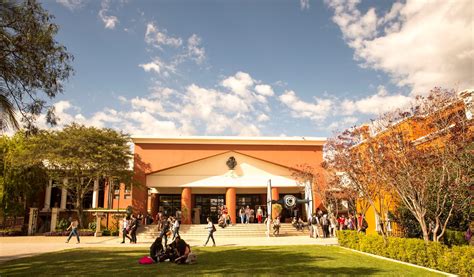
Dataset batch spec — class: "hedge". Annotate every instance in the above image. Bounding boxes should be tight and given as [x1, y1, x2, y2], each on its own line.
[337, 230, 474, 276]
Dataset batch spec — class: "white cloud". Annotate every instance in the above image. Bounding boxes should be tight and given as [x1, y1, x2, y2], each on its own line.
[138, 58, 176, 77]
[99, 0, 118, 29]
[42, 72, 274, 136]
[300, 0, 310, 10]
[186, 34, 206, 64]
[255, 84, 275, 97]
[56, 0, 85, 11]
[145, 23, 183, 49]
[325, 0, 474, 94]
[221, 71, 254, 98]
[341, 85, 412, 115]
[279, 90, 333, 121]
[257, 113, 270, 122]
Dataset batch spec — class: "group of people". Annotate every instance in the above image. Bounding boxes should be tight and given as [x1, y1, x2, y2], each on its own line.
[307, 211, 368, 238]
[218, 205, 231, 228]
[149, 235, 195, 264]
[238, 205, 264, 224]
[155, 215, 180, 247]
[337, 213, 368, 233]
[121, 214, 141, 244]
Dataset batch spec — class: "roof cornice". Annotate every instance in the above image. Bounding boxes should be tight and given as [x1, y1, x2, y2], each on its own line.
[131, 136, 326, 146]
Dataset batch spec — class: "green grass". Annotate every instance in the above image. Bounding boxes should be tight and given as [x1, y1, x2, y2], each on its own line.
[0, 245, 443, 276]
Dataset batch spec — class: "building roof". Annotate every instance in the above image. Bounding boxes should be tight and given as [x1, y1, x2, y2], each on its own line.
[131, 135, 326, 146]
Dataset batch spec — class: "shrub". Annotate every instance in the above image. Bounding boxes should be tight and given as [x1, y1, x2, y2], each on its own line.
[88, 222, 97, 232]
[56, 218, 69, 231]
[337, 230, 474, 276]
[443, 229, 468, 246]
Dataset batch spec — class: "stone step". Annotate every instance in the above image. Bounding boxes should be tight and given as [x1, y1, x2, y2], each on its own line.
[136, 223, 311, 238]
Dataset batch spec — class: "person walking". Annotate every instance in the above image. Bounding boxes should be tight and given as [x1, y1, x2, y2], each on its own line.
[244, 206, 250, 224]
[65, 218, 80, 244]
[121, 217, 131, 243]
[203, 217, 216, 247]
[239, 207, 246, 224]
[256, 206, 263, 224]
[160, 217, 170, 247]
[172, 216, 180, 240]
[130, 214, 138, 244]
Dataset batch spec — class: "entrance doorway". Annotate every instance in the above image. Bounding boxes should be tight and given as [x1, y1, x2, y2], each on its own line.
[236, 194, 265, 223]
[194, 194, 224, 224]
[158, 195, 181, 218]
[279, 193, 304, 223]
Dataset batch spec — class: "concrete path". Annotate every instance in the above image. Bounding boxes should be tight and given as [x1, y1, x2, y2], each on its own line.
[0, 235, 338, 264]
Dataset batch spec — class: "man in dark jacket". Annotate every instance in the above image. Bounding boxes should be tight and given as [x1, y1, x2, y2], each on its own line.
[160, 217, 170, 247]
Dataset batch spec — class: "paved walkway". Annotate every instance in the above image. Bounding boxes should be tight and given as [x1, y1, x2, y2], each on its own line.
[0, 235, 337, 263]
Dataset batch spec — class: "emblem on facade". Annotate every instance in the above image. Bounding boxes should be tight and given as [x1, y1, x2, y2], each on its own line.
[226, 156, 237, 170]
[283, 195, 297, 208]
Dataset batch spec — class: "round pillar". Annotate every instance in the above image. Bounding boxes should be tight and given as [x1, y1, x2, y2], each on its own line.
[181, 188, 192, 224]
[271, 187, 279, 219]
[226, 188, 236, 224]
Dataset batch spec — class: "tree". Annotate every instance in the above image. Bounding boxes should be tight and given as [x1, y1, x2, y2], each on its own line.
[33, 124, 132, 227]
[0, 132, 48, 225]
[1, 0, 74, 132]
[327, 88, 473, 242]
[370, 88, 473, 242]
[324, 127, 396, 238]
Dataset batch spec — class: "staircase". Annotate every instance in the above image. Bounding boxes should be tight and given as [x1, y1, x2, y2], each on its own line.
[137, 223, 310, 239]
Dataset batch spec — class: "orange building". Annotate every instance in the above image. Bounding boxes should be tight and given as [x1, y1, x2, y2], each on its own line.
[131, 136, 326, 224]
[352, 89, 473, 235]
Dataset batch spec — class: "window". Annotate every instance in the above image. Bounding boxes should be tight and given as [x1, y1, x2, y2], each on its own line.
[112, 179, 120, 199]
[159, 195, 181, 218]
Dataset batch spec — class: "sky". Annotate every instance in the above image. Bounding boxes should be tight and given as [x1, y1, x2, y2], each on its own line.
[38, 0, 473, 138]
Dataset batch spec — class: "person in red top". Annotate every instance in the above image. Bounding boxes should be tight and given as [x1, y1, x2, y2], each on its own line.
[338, 215, 346, 230]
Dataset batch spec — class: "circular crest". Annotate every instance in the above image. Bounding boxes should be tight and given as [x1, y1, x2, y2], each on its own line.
[283, 195, 297, 208]
[226, 156, 237, 170]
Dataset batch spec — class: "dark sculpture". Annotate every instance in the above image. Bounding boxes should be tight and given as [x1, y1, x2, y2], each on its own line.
[226, 156, 237, 170]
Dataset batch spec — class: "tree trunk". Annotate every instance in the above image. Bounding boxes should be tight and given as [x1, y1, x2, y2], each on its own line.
[420, 218, 429, 241]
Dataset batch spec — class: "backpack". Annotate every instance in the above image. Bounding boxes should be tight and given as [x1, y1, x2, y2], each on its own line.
[212, 224, 216, 233]
[311, 216, 318, 225]
[139, 256, 155, 264]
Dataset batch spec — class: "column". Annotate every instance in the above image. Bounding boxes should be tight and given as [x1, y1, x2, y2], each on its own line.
[50, 207, 59, 232]
[181, 188, 192, 224]
[42, 179, 52, 211]
[92, 178, 99, 209]
[60, 178, 68, 210]
[271, 187, 279, 219]
[151, 193, 159, 219]
[226, 187, 236, 224]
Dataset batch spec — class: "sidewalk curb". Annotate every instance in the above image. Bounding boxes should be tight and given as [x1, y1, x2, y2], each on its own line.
[339, 246, 456, 277]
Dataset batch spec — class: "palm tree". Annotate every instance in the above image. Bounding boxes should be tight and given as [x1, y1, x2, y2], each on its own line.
[0, 88, 20, 131]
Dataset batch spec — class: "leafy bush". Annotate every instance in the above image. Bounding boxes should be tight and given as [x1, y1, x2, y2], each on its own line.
[102, 229, 111, 236]
[337, 230, 474, 276]
[443, 229, 468, 246]
[0, 228, 23, 236]
[88, 222, 97, 232]
[56, 218, 69, 231]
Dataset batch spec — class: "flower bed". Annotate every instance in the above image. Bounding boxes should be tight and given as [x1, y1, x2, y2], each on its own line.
[337, 230, 473, 276]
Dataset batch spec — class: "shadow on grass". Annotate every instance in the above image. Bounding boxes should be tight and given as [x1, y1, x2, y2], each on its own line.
[0, 246, 436, 276]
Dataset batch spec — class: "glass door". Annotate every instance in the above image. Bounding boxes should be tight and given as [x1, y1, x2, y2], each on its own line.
[194, 194, 225, 224]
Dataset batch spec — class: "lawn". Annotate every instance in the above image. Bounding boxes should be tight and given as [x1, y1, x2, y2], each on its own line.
[0, 245, 442, 276]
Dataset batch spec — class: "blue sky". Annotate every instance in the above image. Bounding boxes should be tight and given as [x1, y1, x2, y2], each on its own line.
[40, 0, 473, 137]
